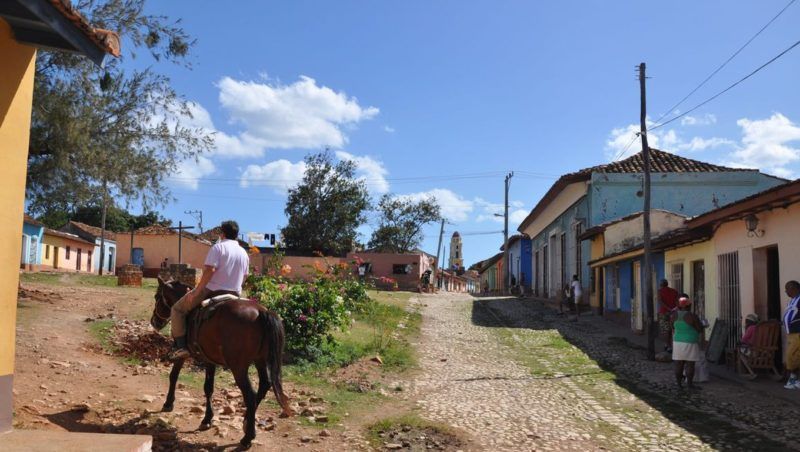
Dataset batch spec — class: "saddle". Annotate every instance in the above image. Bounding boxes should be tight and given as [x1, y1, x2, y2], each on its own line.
[185, 293, 249, 365]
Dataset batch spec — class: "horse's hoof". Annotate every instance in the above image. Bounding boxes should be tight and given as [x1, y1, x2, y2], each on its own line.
[239, 438, 253, 450]
[199, 421, 213, 431]
[161, 404, 174, 413]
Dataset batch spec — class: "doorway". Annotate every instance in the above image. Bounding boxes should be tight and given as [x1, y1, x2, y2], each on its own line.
[692, 260, 705, 320]
[766, 247, 781, 320]
[53, 246, 59, 269]
[632, 261, 643, 332]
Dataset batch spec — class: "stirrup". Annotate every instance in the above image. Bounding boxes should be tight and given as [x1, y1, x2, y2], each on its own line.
[168, 347, 190, 361]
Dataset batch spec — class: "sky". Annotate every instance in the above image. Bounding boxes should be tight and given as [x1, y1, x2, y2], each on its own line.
[122, 1, 800, 267]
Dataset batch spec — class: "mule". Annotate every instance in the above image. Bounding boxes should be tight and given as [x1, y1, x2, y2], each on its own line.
[151, 277, 292, 448]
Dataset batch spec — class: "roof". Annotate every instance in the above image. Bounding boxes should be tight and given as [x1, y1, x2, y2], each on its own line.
[131, 225, 213, 245]
[579, 209, 687, 241]
[687, 178, 800, 230]
[23, 214, 43, 227]
[197, 227, 222, 243]
[0, 0, 120, 66]
[500, 233, 530, 251]
[518, 148, 757, 232]
[477, 252, 503, 274]
[68, 221, 116, 241]
[44, 228, 95, 246]
[452, 231, 460, 238]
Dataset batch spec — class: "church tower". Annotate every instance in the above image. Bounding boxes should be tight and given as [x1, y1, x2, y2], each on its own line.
[449, 231, 463, 270]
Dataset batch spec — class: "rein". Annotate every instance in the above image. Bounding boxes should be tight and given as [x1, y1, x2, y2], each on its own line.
[153, 287, 176, 321]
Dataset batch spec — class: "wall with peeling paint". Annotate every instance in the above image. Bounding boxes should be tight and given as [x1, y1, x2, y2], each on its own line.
[589, 172, 784, 226]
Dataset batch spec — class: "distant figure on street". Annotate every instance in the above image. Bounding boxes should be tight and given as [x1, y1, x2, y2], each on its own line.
[782, 280, 800, 389]
[658, 280, 680, 352]
[741, 313, 760, 347]
[571, 274, 583, 318]
[671, 297, 703, 390]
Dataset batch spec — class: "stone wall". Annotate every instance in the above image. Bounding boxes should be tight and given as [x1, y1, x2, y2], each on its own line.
[117, 264, 142, 287]
[158, 263, 200, 288]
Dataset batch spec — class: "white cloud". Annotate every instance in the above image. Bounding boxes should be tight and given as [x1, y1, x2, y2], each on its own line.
[605, 118, 732, 160]
[239, 159, 307, 194]
[174, 156, 216, 190]
[728, 113, 800, 176]
[681, 113, 717, 126]
[383, 126, 396, 133]
[473, 198, 528, 226]
[336, 151, 390, 194]
[217, 76, 379, 153]
[401, 189, 475, 222]
[510, 209, 529, 225]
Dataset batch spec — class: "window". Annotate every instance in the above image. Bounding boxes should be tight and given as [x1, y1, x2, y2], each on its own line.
[534, 250, 539, 296]
[670, 262, 684, 294]
[77, 249, 82, 271]
[393, 264, 411, 275]
[45, 245, 50, 259]
[88, 251, 92, 270]
[560, 233, 567, 289]
[66, 246, 71, 259]
[718, 252, 741, 350]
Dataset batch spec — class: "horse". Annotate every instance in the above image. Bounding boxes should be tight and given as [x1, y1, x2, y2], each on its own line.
[150, 277, 292, 448]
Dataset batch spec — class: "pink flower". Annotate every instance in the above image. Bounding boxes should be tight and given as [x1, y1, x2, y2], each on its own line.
[298, 314, 308, 322]
[278, 283, 287, 291]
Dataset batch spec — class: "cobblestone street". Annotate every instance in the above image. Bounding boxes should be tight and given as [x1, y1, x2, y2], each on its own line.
[407, 293, 797, 452]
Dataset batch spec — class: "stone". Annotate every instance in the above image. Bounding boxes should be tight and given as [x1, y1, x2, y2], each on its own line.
[384, 443, 403, 450]
[222, 403, 235, 415]
[315, 415, 329, 423]
[190, 406, 204, 413]
[371, 355, 384, 365]
[319, 429, 331, 437]
[138, 395, 155, 403]
[301, 436, 312, 443]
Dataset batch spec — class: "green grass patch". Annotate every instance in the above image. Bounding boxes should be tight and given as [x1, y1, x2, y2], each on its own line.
[87, 319, 116, 352]
[365, 413, 457, 447]
[20, 272, 159, 291]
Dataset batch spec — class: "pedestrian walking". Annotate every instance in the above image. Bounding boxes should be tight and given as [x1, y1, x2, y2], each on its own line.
[782, 280, 800, 389]
[571, 274, 582, 319]
[658, 280, 680, 353]
[671, 296, 703, 390]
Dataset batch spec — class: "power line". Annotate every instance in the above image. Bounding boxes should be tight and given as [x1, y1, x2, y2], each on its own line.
[651, 36, 800, 131]
[612, 132, 641, 162]
[652, 0, 796, 125]
[166, 170, 508, 183]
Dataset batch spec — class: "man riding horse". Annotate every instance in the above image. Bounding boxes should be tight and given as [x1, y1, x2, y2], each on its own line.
[168, 220, 249, 361]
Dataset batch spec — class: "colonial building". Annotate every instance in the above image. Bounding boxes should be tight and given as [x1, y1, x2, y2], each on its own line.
[518, 149, 784, 306]
[61, 221, 117, 274]
[41, 229, 95, 273]
[20, 215, 44, 271]
[449, 231, 463, 270]
[116, 225, 213, 277]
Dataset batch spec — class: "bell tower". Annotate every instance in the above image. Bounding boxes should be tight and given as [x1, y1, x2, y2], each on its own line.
[449, 231, 463, 270]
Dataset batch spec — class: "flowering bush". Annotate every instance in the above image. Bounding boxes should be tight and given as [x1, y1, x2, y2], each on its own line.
[246, 253, 372, 360]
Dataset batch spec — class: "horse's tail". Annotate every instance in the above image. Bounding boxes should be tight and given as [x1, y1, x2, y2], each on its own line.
[260, 310, 291, 414]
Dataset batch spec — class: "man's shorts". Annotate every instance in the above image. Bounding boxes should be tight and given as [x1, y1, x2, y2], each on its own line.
[786, 333, 800, 370]
[658, 313, 672, 334]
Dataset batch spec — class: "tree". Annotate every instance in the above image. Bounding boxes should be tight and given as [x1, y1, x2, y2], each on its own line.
[37, 205, 171, 232]
[281, 152, 370, 256]
[26, 0, 213, 273]
[368, 195, 442, 253]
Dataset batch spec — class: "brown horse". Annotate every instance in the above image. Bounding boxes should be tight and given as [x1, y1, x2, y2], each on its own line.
[151, 277, 292, 448]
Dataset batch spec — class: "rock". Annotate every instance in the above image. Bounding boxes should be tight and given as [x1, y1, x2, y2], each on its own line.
[300, 408, 314, 417]
[71, 403, 91, 412]
[315, 415, 329, 423]
[319, 429, 331, 437]
[301, 436, 312, 443]
[384, 443, 403, 450]
[402, 425, 412, 432]
[310, 396, 323, 403]
[298, 400, 308, 407]
[39, 384, 48, 390]
[190, 406, 204, 413]
[371, 355, 384, 365]
[138, 395, 155, 403]
[222, 403, 235, 415]
[155, 431, 177, 441]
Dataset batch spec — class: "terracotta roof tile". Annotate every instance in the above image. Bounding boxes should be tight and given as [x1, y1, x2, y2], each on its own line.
[24, 214, 44, 227]
[44, 228, 95, 246]
[68, 221, 116, 241]
[48, 0, 121, 57]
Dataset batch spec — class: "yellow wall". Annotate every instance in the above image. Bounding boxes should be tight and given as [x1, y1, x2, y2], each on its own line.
[0, 19, 36, 380]
[664, 240, 717, 328]
[589, 235, 604, 308]
[41, 234, 94, 272]
[713, 202, 800, 330]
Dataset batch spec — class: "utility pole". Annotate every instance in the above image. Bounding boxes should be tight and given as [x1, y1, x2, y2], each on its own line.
[433, 219, 445, 289]
[98, 180, 108, 275]
[503, 172, 514, 294]
[185, 210, 203, 233]
[639, 62, 656, 361]
[169, 221, 195, 265]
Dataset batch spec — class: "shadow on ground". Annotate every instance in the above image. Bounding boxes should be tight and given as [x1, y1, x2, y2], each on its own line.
[470, 296, 790, 452]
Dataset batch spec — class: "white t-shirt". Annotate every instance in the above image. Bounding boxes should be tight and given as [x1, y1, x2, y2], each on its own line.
[204, 239, 249, 292]
[571, 280, 582, 298]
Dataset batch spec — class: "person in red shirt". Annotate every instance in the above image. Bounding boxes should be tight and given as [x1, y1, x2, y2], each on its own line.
[658, 279, 680, 352]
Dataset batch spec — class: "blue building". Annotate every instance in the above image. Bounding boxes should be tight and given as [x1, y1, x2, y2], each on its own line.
[61, 221, 117, 274]
[504, 234, 532, 291]
[20, 215, 44, 270]
[517, 149, 785, 319]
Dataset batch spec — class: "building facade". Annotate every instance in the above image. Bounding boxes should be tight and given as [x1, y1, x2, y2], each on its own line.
[41, 229, 95, 273]
[20, 215, 44, 271]
[116, 225, 213, 277]
[449, 231, 463, 270]
[519, 149, 785, 307]
[61, 221, 117, 274]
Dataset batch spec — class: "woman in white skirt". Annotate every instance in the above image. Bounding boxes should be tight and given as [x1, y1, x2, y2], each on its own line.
[671, 297, 703, 390]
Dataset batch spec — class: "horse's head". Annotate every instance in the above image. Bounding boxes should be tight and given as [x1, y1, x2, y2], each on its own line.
[151, 277, 191, 331]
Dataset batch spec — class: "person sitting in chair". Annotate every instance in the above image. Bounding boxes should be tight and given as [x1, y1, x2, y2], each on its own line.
[741, 313, 759, 347]
[168, 220, 250, 361]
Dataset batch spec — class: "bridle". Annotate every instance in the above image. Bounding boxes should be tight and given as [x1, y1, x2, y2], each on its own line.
[152, 284, 175, 323]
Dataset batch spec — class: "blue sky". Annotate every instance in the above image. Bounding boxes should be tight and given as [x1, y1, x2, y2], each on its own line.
[126, 1, 800, 266]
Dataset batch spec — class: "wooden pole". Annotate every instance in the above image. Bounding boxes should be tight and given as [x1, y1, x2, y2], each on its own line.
[433, 219, 445, 289]
[178, 220, 183, 265]
[503, 172, 513, 293]
[98, 181, 107, 275]
[639, 62, 656, 361]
